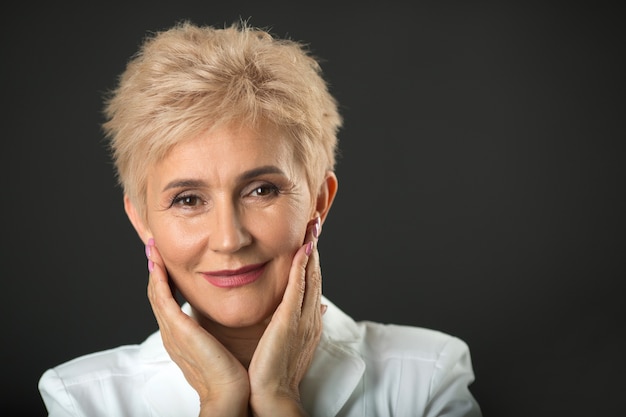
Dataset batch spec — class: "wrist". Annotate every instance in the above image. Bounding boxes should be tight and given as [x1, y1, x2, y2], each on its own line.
[198, 388, 250, 417]
[249, 394, 307, 417]
[199, 401, 249, 417]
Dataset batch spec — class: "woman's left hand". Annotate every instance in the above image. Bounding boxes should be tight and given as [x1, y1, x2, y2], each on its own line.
[247, 217, 325, 417]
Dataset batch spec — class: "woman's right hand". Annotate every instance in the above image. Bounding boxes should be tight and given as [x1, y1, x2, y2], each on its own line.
[145, 239, 250, 417]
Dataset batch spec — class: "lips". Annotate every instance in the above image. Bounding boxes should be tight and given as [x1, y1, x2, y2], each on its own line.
[201, 262, 267, 288]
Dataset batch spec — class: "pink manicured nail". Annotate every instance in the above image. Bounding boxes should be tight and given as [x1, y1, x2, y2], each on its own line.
[145, 238, 155, 258]
[314, 217, 321, 238]
[148, 259, 154, 272]
[305, 241, 313, 256]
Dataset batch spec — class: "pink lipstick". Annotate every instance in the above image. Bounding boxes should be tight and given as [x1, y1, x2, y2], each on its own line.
[201, 262, 267, 288]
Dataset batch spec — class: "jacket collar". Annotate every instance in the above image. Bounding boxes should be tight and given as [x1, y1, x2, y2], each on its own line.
[141, 297, 365, 417]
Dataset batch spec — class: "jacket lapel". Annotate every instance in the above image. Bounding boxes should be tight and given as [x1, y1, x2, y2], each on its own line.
[140, 331, 200, 417]
[142, 362, 200, 416]
[300, 297, 366, 417]
[300, 339, 365, 417]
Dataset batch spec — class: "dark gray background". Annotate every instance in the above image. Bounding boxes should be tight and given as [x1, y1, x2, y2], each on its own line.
[3, 2, 624, 416]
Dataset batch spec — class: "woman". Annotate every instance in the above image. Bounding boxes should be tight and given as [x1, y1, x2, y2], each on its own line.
[39, 21, 482, 416]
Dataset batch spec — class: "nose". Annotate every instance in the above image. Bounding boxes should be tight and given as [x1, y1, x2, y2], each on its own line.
[208, 198, 252, 253]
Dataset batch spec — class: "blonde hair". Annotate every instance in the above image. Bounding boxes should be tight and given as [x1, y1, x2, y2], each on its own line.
[102, 20, 342, 217]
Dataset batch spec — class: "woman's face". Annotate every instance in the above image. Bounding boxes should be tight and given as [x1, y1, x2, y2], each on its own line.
[142, 125, 316, 329]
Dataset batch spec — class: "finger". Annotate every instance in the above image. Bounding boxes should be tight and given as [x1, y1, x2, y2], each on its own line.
[146, 240, 169, 305]
[301, 218, 322, 319]
[147, 241, 178, 298]
[145, 242, 187, 333]
[278, 241, 310, 320]
[270, 217, 321, 324]
[300, 245, 322, 321]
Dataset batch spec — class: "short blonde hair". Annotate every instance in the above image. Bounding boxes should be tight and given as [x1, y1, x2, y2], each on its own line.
[102, 20, 342, 217]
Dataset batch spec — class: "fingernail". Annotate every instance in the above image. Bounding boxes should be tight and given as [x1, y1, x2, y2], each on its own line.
[313, 216, 321, 238]
[305, 241, 313, 256]
[145, 238, 154, 258]
[321, 304, 328, 315]
[148, 259, 154, 272]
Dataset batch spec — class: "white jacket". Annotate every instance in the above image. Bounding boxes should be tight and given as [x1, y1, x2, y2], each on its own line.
[39, 297, 482, 416]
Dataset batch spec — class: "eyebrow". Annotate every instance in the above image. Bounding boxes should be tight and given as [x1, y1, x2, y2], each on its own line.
[161, 165, 286, 192]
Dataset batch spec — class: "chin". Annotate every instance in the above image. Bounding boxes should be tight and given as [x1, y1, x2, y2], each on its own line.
[191, 298, 276, 329]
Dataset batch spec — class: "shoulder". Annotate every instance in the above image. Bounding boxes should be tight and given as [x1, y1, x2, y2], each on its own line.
[41, 344, 141, 384]
[38, 331, 165, 416]
[321, 299, 481, 416]
[322, 297, 471, 365]
[359, 322, 480, 414]
[353, 320, 474, 383]
[41, 330, 164, 385]
[359, 320, 471, 362]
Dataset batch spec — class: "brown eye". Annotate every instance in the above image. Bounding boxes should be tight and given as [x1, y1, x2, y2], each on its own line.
[172, 194, 202, 207]
[250, 184, 279, 197]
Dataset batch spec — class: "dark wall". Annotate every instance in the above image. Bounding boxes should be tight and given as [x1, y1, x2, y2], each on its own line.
[4, 2, 624, 416]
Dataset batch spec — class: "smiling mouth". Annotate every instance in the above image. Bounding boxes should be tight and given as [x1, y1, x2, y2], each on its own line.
[201, 263, 267, 288]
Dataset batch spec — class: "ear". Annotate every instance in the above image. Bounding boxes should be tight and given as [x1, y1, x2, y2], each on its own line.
[313, 171, 338, 224]
[124, 194, 152, 245]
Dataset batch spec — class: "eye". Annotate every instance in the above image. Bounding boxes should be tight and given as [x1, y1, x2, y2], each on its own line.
[249, 183, 280, 197]
[171, 193, 204, 207]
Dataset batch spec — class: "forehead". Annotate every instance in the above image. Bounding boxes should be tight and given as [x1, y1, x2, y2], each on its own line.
[150, 125, 300, 183]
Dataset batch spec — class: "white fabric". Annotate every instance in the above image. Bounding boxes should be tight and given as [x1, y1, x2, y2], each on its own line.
[39, 297, 482, 416]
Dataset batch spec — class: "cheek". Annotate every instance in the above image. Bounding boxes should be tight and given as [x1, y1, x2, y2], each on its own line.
[263, 217, 305, 292]
[263, 210, 308, 254]
[152, 219, 206, 270]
